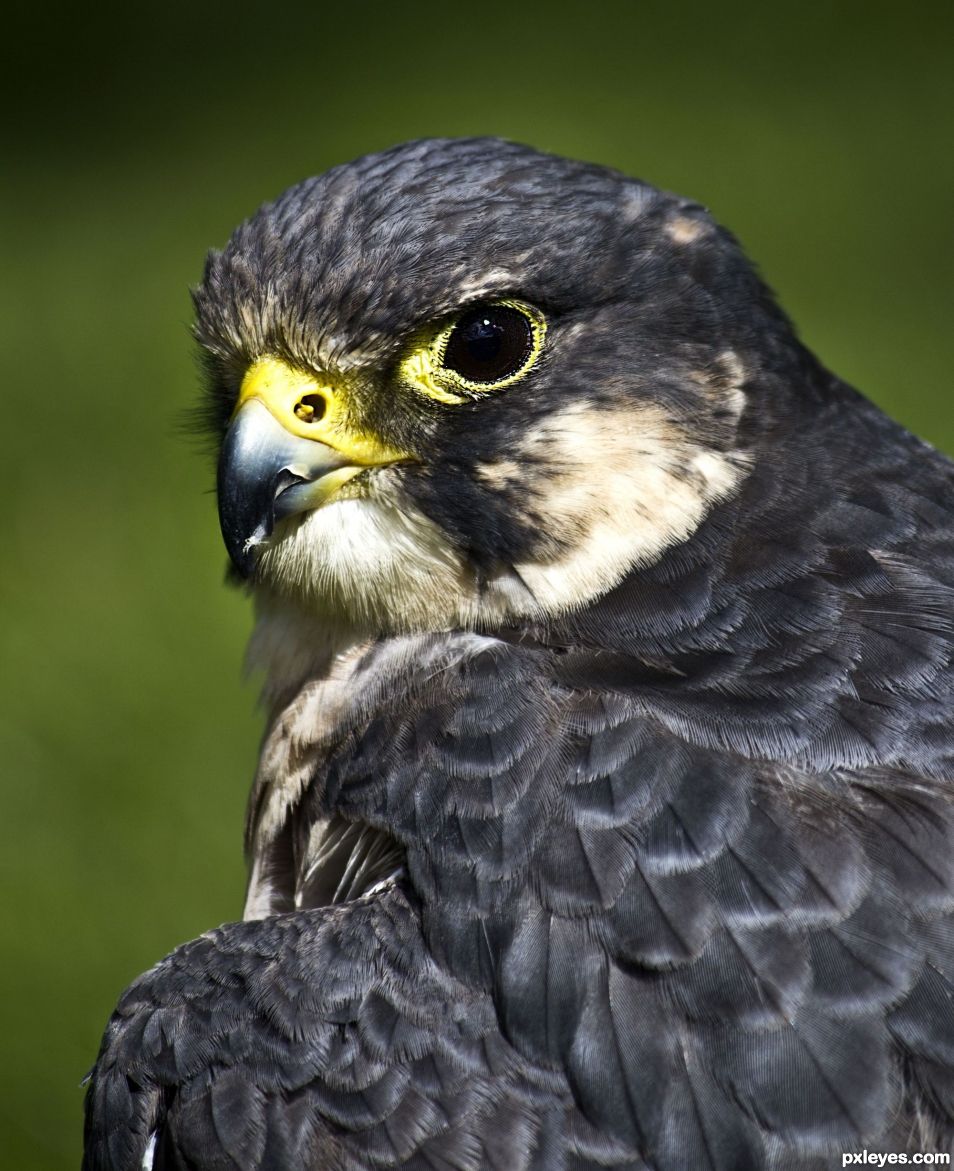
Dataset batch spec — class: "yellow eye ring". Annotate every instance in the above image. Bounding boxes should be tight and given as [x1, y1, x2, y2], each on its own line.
[400, 299, 546, 404]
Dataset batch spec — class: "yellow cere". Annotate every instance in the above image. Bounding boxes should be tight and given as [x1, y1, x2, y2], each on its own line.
[236, 356, 407, 465]
[399, 299, 547, 403]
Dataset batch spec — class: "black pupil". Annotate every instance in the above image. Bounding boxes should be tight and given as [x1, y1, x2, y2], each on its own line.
[443, 305, 533, 384]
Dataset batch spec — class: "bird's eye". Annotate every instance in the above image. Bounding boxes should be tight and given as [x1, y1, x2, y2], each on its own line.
[442, 304, 535, 385]
[398, 299, 546, 404]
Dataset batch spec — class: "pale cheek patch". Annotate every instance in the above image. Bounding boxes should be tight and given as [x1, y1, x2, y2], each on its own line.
[496, 401, 749, 616]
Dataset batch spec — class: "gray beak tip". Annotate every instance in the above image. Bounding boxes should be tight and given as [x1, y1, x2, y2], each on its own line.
[217, 400, 354, 578]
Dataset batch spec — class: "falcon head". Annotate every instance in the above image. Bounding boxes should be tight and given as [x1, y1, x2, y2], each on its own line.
[196, 138, 795, 636]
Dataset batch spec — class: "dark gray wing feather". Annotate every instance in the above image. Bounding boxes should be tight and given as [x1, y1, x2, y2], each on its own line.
[83, 888, 634, 1170]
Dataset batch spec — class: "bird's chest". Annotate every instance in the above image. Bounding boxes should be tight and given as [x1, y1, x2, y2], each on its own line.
[244, 631, 570, 922]
[244, 627, 703, 990]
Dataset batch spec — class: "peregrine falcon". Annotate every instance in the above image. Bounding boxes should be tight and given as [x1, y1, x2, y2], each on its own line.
[84, 138, 954, 1169]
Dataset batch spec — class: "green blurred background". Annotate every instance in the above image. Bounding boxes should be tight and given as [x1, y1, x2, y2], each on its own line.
[2, 1, 951, 1164]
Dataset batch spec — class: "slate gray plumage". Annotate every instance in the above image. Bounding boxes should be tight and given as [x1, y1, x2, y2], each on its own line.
[84, 138, 954, 1168]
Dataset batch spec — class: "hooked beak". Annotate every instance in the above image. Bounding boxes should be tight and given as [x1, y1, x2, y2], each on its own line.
[217, 357, 408, 577]
[217, 400, 365, 576]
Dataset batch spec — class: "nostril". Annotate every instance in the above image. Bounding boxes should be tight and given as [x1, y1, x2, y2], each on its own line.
[294, 394, 327, 424]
